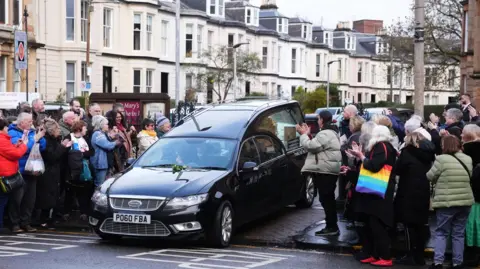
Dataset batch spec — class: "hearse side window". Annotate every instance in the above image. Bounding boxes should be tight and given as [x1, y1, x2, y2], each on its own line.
[238, 138, 261, 169]
[254, 136, 283, 163]
[255, 107, 303, 151]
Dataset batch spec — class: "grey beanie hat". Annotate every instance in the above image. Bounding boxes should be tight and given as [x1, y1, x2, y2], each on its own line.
[155, 112, 170, 127]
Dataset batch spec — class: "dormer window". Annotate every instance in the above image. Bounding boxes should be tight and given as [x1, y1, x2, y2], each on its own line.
[324, 31, 333, 47]
[277, 18, 288, 34]
[377, 41, 389, 54]
[345, 34, 355, 50]
[301, 24, 312, 41]
[245, 7, 259, 26]
[207, 0, 224, 17]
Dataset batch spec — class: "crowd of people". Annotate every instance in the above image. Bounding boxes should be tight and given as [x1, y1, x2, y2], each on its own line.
[297, 94, 480, 268]
[0, 98, 172, 233]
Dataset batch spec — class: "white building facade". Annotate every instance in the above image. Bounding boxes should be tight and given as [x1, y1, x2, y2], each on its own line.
[34, 0, 459, 105]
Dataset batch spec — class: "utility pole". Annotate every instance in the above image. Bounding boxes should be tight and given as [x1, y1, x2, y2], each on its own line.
[326, 60, 339, 108]
[23, 6, 29, 101]
[175, 0, 180, 107]
[389, 44, 394, 102]
[414, 0, 425, 116]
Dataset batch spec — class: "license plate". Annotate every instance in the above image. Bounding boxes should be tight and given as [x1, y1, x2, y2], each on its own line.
[113, 213, 151, 224]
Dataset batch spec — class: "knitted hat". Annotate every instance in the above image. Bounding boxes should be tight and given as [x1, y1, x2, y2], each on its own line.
[155, 112, 170, 127]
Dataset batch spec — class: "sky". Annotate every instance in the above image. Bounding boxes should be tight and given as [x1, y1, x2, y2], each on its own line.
[250, 0, 413, 29]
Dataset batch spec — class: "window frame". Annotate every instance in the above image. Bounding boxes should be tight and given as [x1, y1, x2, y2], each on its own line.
[0, 57, 6, 92]
[66, 0, 75, 41]
[80, 0, 88, 42]
[0, 0, 8, 24]
[185, 23, 193, 58]
[103, 8, 112, 48]
[236, 137, 261, 175]
[357, 62, 362, 83]
[133, 69, 142, 93]
[197, 25, 203, 57]
[262, 41, 268, 69]
[207, 30, 214, 53]
[315, 54, 320, 77]
[66, 62, 76, 99]
[253, 135, 284, 164]
[161, 20, 168, 56]
[146, 14, 153, 51]
[13, 69, 20, 92]
[133, 13, 142, 51]
[146, 69, 153, 93]
[337, 59, 342, 81]
[291, 48, 297, 74]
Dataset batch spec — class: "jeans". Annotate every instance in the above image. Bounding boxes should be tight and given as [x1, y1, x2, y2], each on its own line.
[8, 175, 37, 227]
[94, 169, 108, 187]
[313, 174, 338, 230]
[0, 193, 8, 228]
[434, 206, 471, 266]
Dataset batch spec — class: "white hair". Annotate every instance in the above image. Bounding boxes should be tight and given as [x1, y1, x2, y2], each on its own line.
[446, 108, 463, 122]
[17, 112, 32, 124]
[92, 115, 108, 131]
[32, 98, 43, 106]
[405, 117, 422, 134]
[366, 125, 393, 151]
[62, 111, 75, 121]
[344, 105, 358, 115]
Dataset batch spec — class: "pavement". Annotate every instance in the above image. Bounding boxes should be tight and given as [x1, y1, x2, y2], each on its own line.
[0, 231, 442, 269]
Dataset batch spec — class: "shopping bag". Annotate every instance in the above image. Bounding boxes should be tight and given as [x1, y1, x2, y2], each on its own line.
[80, 159, 92, 182]
[355, 143, 391, 199]
[24, 143, 45, 175]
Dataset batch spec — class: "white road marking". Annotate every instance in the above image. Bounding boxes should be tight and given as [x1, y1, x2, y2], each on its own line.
[0, 233, 93, 258]
[118, 248, 294, 269]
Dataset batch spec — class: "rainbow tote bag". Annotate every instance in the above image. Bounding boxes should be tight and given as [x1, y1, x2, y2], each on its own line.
[355, 143, 392, 199]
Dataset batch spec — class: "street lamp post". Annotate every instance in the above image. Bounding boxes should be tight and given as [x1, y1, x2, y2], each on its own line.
[327, 60, 340, 108]
[232, 42, 249, 102]
[23, 6, 29, 101]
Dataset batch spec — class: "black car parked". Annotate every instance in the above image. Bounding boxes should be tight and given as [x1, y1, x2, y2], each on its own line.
[89, 100, 314, 247]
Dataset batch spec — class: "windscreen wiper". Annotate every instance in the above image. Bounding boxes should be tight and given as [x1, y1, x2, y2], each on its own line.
[193, 166, 227, 171]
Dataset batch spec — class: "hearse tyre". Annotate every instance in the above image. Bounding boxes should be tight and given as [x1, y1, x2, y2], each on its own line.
[295, 175, 315, 208]
[207, 200, 234, 248]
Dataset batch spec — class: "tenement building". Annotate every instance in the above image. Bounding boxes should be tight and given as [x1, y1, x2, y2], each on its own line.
[33, 0, 458, 105]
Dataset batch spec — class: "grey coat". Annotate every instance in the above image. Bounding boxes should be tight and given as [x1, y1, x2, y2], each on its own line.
[300, 129, 342, 175]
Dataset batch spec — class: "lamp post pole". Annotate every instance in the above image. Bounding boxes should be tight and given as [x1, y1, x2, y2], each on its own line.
[23, 6, 29, 101]
[232, 42, 249, 102]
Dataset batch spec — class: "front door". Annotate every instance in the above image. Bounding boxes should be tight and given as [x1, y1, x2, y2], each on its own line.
[103, 66, 112, 93]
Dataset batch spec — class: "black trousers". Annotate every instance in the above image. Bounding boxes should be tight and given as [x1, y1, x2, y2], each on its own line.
[404, 223, 429, 260]
[313, 174, 338, 229]
[64, 184, 92, 215]
[8, 175, 37, 227]
[361, 214, 392, 260]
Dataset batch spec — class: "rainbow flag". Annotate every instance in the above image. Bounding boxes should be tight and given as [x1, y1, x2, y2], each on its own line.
[355, 164, 392, 198]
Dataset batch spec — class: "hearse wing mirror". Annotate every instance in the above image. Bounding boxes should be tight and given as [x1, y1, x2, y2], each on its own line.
[241, 161, 258, 173]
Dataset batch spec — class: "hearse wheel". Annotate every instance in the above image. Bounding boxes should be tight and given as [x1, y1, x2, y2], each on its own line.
[295, 175, 315, 208]
[207, 200, 234, 248]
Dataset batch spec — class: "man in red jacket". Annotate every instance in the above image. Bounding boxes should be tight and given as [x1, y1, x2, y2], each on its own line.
[0, 118, 27, 234]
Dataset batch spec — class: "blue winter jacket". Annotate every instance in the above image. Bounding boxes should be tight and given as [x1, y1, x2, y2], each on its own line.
[90, 130, 117, 170]
[8, 124, 47, 174]
[387, 115, 406, 143]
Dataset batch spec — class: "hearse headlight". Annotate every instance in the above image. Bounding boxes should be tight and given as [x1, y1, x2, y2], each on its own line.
[165, 194, 208, 210]
[91, 190, 108, 207]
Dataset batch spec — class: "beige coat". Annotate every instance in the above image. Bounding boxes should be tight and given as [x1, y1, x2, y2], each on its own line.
[137, 131, 159, 156]
[300, 129, 342, 175]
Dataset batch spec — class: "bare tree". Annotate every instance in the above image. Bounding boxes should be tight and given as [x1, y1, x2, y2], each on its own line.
[190, 46, 262, 103]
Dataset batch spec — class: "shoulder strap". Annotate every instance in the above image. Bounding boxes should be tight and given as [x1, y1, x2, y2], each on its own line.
[369, 142, 388, 159]
[450, 154, 471, 178]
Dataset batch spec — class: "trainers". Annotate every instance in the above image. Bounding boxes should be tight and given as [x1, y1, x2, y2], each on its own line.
[360, 257, 377, 264]
[21, 225, 37, 233]
[428, 264, 443, 269]
[314, 227, 340, 236]
[11, 225, 23, 233]
[371, 259, 393, 267]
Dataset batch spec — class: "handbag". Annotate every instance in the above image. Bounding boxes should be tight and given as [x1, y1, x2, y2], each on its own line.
[356, 143, 392, 199]
[0, 172, 24, 194]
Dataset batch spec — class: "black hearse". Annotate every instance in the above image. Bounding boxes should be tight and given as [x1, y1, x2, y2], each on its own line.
[89, 100, 314, 247]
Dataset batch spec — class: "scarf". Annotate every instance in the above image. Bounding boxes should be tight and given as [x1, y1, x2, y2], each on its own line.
[142, 130, 157, 137]
[116, 122, 126, 132]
